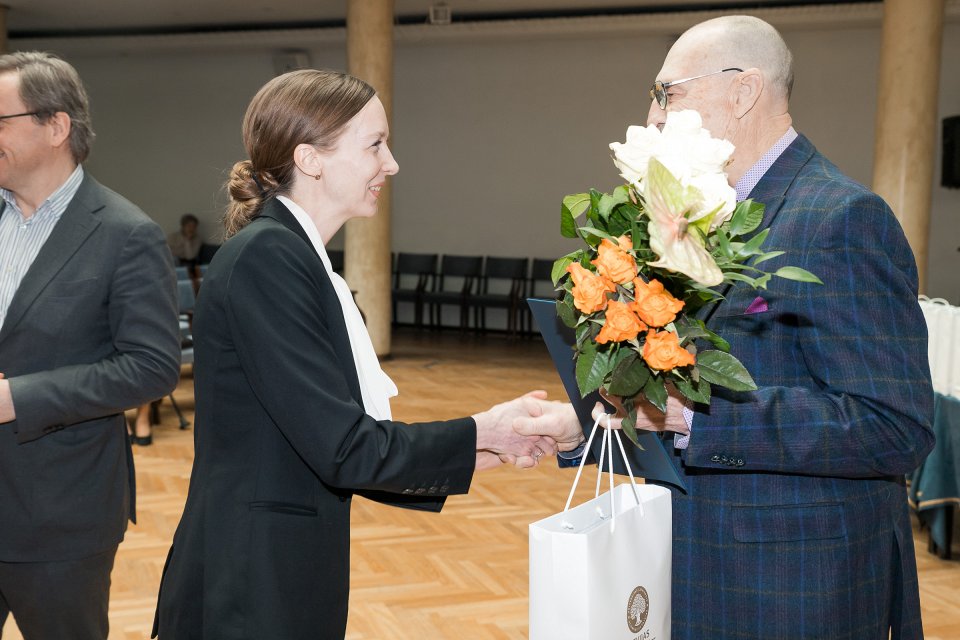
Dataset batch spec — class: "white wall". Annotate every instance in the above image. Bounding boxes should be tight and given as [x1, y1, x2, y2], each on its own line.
[14, 10, 960, 302]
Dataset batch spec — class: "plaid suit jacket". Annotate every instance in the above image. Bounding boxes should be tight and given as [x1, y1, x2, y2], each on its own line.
[663, 134, 936, 640]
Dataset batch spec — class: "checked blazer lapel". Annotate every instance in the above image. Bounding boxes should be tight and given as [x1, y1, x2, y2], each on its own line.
[698, 134, 817, 325]
[748, 134, 817, 230]
[0, 175, 102, 346]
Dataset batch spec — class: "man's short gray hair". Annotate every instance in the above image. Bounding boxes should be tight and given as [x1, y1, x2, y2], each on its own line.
[0, 51, 95, 163]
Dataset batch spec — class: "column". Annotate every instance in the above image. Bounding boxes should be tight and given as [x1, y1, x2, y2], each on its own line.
[0, 6, 8, 55]
[871, 0, 946, 293]
[346, 0, 394, 356]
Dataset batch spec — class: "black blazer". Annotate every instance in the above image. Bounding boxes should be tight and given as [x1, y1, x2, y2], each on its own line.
[154, 199, 477, 640]
[0, 174, 181, 562]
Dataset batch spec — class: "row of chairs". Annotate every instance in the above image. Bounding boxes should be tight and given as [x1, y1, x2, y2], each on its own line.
[391, 253, 557, 336]
[178, 251, 558, 336]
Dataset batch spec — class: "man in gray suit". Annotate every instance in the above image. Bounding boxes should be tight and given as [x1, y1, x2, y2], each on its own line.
[0, 52, 181, 638]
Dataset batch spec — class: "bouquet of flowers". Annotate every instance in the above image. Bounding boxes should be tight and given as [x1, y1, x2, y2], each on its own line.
[553, 110, 820, 446]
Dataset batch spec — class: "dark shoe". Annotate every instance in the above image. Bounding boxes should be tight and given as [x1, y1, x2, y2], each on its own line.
[131, 434, 153, 446]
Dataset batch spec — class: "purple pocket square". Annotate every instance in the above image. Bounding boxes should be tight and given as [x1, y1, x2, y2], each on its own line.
[744, 296, 769, 315]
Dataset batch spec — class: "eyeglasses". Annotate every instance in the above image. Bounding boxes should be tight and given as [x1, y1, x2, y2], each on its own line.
[0, 111, 39, 122]
[649, 68, 743, 110]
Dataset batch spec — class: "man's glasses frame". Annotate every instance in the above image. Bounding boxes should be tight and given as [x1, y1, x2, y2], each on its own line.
[0, 112, 39, 122]
[650, 68, 743, 110]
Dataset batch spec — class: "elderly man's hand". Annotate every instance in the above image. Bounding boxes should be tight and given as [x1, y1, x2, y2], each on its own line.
[598, 388, 689, 436]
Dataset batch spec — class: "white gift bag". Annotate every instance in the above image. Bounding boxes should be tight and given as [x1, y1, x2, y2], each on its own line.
[529, 416, 672, 640]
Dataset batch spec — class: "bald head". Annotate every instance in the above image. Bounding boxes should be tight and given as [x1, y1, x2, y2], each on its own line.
[645, 15, 795, 183]
[672, 15, 794, 101]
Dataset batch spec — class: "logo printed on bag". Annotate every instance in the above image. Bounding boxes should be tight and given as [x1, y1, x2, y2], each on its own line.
[627, 585, 650, 633]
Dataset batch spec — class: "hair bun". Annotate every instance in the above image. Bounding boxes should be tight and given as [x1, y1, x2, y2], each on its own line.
[223, 161, 266, 238]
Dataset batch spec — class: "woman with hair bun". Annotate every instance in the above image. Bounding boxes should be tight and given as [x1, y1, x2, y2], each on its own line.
[152, 70, 566, 640]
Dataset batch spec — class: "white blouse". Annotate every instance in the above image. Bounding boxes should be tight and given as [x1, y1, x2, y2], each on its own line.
[277, 195, 398, 420]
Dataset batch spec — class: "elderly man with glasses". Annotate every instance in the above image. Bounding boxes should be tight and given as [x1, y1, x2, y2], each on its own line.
[642, 19, 934, 640]
[519, 14, 934, 640]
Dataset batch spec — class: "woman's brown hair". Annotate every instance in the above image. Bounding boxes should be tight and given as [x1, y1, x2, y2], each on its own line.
[223, 69, 375, 238]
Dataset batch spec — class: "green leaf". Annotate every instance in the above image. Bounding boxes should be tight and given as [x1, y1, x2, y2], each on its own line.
[774, 266, 823, 285]
[674, 316, 730, 351]
[723, 272, 761, 286]
[575, 342, 611, 397]
[675, 376, 711, 404]
[556, 295, 577, 328]
[607, 353, 651, 397]
[674, 316, 708, 342]
[577, 226, 617, 244]
[642, 374, 667, 412]
[620, 410, 644, 449]
[696, 350, 757, 391]
[575, 320, 594, 349]
[551, 255, 576, 285]
[584, 190, 603, 228]
[727, 199, 765, 237]
[715, 228, 734, 260]
[736, 227, 770, 259]
[688, 201, 724, 237]
[561, 193, 590, 235]
[752, 250, 785, 267]
[574, 339, 596, 394]
[610, 344, 635, 368]
[598, 188, 629, 219]
[613, 184, 632, 202]
[700, 324, 730, 352]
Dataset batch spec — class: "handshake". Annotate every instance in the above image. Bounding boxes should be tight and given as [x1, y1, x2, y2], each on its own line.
[470, 386, 692, 471]
[471, 391, 585, 471]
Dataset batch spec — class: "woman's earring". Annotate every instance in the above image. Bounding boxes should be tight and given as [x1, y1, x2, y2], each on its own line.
[314, 174, 321, 181]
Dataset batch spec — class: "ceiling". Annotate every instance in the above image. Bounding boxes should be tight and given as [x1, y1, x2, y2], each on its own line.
[6, 1, 869, 37]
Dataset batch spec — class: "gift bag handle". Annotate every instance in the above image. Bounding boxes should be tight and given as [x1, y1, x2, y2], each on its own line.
[562, 412, 642, 533]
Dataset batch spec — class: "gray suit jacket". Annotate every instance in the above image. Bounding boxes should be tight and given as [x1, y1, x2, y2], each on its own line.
[0, 173, 181, 562]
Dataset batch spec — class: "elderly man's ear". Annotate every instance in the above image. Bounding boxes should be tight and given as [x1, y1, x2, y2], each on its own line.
[733, 68, 764, 119]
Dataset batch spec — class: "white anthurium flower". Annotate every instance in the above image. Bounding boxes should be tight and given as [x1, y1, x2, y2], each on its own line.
[686, 172, 737, 229]
[644, 157, 724, 286]
[609, 110, 736, 231]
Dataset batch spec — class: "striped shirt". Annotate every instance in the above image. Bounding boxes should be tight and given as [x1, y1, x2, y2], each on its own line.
[0, 164, 84, 330]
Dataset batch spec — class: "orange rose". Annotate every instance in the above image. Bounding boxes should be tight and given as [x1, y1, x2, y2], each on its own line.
[591, 237, 637, 284]
[642, 329, 695, 371]
[596, 300, 647, 344]
[632, 278, 685, 328]
[567, 262, 615, 314]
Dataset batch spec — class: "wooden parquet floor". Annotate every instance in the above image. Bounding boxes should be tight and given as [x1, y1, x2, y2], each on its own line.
[3, 329, 959, 639]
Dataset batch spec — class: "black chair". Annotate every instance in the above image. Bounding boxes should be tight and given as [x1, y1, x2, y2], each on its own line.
[328, 249, 345, 275]
[150, 281, 195, 429]
[197, 243, 220, 265]
[524, 258, 560, 335]
[391, 252, 437, 328]
[170, 280, 196, 428]
[471, 257, 528, 336]
[422, 255, 484, 331]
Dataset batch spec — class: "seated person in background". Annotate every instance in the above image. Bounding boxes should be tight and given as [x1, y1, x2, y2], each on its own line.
[167, 213, 201, 268]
